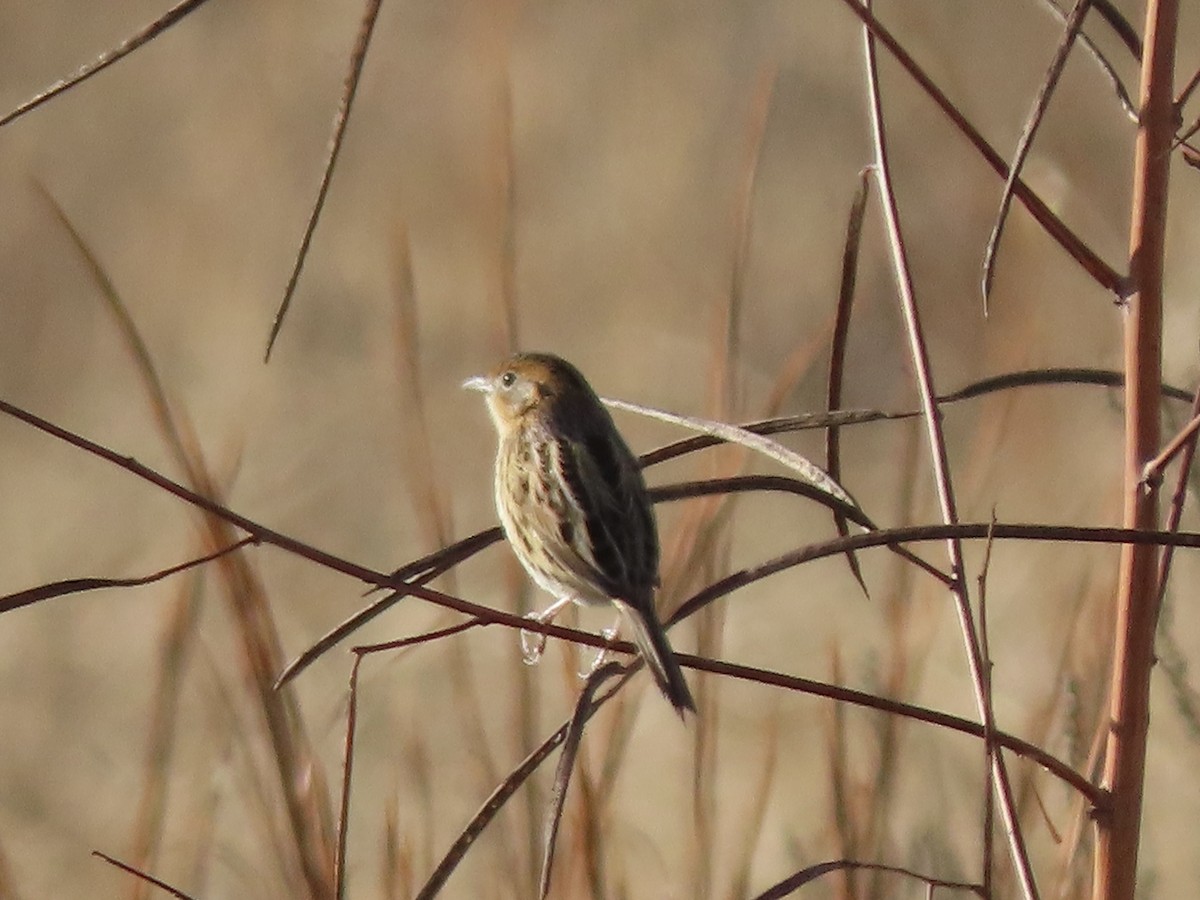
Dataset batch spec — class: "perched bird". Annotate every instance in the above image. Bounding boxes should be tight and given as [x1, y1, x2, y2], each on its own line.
[464, 352, 696, 715]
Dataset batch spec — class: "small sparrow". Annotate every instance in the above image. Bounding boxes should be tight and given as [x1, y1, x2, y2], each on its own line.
[465, 352, 696, 715]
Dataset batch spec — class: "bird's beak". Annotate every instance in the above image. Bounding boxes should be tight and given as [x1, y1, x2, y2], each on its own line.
[462, 375, 492, 393]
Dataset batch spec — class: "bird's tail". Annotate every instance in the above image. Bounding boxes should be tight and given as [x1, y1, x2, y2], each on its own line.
[614, 599, 696, 716]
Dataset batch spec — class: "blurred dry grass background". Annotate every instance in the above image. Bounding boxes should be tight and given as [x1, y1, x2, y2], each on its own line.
[1, 1, 1200, 897]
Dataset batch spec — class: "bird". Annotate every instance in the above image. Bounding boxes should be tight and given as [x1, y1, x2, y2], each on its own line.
[464, 352, 696, 715]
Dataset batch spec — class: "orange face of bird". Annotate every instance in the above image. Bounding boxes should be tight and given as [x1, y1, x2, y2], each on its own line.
[463, 353, 566, 429]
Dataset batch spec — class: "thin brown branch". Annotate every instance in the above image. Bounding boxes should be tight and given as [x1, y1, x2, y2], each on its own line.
[1153, 387, 1200, 608]
[1176, 66, 1200, 111]
[0, 538, 254, 615]
[275, 529, 502, 687]
[1037, 0, 1139, 119]
[335, 657, 363, 900]
[978, 515, 999, 897]
[1142, 408, 1200, 485]
[983, 0, 1094, 306]
[752, 859, 985, 899]
[676, 648, 1103, 804]
[0, 0, 214, 128]
[264, 0, 383, 360]
[414, 513, 1169, 897]
[353, 621, 485, 655]
[835, 0, 1125, 295]
[92, 850, 197, 900]
[1089, 0, 1143, 58]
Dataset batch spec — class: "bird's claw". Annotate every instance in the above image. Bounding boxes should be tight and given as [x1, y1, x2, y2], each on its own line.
[578, 619, 620, 679]
[520, 611, 548, 665]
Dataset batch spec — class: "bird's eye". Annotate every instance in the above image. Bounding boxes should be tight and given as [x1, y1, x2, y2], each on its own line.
[500, 371, 517, 388]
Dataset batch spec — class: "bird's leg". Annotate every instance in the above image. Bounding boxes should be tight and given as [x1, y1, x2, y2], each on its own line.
[579, 613, 622, 678]
[519, 595, 573, 665]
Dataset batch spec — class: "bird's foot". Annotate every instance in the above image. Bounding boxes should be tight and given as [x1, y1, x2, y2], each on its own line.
[579, 618, 621, 678]
[519, 611, 549, 665]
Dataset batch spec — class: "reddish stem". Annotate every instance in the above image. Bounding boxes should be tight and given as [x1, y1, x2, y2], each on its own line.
[1094, 0, 1177, 896]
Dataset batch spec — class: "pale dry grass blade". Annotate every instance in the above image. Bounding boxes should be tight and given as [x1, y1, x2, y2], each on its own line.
[0, 838, 24, 900]
[127, 574, 204, 900]
[727, 711, 779, 898]
[380, 792, 414, 900]
[604, 397, 856, 508]
[42, 194, 338, 898]
[391, 221, 516, 882]
[825, 646, 861, 900]
[642, 368, 1192, 472]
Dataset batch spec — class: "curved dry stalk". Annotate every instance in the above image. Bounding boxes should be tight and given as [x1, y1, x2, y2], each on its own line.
[353, 621, 486, 656]
[827, 171, 874, 595]
[862, 6, 1038, 894]
[278, 472, 935, 689]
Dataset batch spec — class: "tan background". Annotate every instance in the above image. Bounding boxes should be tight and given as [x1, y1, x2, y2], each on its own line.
[1, 1, 1199, 897]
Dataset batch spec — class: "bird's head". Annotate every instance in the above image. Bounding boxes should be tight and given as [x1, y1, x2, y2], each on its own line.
[464, 352, 589, 431]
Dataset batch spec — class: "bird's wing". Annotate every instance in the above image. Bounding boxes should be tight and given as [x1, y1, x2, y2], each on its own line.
[553, 416, 659, 601]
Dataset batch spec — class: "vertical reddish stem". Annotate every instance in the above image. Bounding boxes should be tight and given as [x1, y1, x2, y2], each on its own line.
[1094, 0, 1177, 896]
